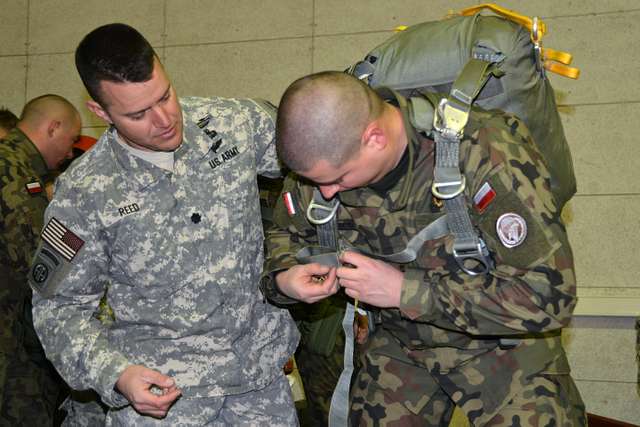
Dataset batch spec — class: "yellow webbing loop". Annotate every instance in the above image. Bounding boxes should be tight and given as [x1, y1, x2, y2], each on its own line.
[459, 3, 546, 36]
[543, 47, 573, 65]
[544, 61, 581, 79]
[457, 3, 580, 79]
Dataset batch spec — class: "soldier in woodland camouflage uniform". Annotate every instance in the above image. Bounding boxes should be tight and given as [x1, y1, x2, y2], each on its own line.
[1, 95, 80, 425]
[0, 107, 18, 139]
[29, 23, 299, 426]
[261, 71, 586, 426]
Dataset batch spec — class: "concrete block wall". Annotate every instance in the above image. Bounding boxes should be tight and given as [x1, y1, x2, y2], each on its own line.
[1, 0, 638, 423]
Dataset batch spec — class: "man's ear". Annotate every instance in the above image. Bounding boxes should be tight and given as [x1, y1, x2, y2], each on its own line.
[86, 100, 113, 124]
[47, 120, 61, 138]
[362, 121, 387, 151]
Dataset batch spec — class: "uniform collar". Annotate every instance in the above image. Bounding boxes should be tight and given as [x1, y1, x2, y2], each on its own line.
[107, 98, 222, 189]
[4, 127, 50, 180]
[337, 90, 421, 212]
[107, 126, 171, 190]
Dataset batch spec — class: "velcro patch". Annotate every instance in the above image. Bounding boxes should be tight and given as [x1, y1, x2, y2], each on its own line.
[30, 244, 69, 298]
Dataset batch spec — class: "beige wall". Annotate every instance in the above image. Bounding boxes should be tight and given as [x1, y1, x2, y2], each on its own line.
[1, 0, 638, 423]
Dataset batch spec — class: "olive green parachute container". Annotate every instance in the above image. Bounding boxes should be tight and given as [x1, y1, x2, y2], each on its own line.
[349, 10, 579, 208]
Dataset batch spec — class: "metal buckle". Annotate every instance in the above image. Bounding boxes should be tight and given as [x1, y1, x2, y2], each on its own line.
[532, 16, 541, 43]
[432, 175, 466, 200]
[453, 238, 492, 276]
[306, 198, 340, 225]
[433, 98, 468, 140]
[532, 17, 545, 77]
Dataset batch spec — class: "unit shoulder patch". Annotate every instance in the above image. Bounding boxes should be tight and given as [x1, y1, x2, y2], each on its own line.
[496, 212, 527, 248]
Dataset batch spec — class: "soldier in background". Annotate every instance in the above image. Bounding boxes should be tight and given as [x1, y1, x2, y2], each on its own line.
[1, 94, 80, 425]
[29, 23, 299, 425]
[637, 318, 639, 395]
[262, 71, 586, 426]
[0, 107, 19, 139]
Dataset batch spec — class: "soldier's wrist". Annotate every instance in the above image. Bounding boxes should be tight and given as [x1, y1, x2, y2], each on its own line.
[259, 271, 298, 306]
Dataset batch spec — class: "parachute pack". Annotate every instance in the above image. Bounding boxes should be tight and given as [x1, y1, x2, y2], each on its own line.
[313, 6, 583, 425]
[348, 3, 580, 210]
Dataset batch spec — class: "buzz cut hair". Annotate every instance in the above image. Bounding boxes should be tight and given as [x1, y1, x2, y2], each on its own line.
[276, 71, 384, 173]
[20, 94, 77, 121]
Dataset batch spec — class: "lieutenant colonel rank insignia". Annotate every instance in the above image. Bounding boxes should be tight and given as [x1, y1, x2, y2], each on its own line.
[496, 212, 527, 248]
[41, 217, 85, 261]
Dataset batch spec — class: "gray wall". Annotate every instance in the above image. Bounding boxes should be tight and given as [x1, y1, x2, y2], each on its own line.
[1, 0, 638, 423]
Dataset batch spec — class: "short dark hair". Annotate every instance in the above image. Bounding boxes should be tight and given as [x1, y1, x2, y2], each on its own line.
[75, 23, 156, 106]
[0, 107, 18, 132]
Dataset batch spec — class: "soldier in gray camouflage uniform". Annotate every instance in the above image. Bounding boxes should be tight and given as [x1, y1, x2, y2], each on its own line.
[1, 95, 80, 425]
[29, 23, 299, 426]
[262, 71, 586, 426]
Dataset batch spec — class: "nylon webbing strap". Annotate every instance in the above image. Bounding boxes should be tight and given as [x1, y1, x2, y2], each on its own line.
[360, 215, 449, 263]
[305, 189, 354, 427]
[432, 131, 465, 199]
[329, 301, 356, 427]
[295, 246, 340, 267]
[432, 58, 496, 276]
[445, 196, 492, 275]
[317, 213, 339, 250]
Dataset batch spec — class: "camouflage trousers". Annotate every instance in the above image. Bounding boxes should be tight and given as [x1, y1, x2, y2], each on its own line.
[636, 317, 639, 394]
[60, 389, 108, 426]
[296, 328, 346, 427]
[350, 330, 586, 427]
[0, 300, 66, 426]
[0, 351, 63, 426]
[105, 373, 297, 426]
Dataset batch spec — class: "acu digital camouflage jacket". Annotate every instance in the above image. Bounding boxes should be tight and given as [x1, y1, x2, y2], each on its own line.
[29, 97, 299, 407]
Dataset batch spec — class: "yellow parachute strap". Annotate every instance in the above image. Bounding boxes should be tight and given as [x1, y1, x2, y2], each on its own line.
[544, 61, 581, 79]
[542, 47, 580, 78]
[459, 3, 546, 35]
[457, 3, 580, 79]
[543, 47, 573, 65]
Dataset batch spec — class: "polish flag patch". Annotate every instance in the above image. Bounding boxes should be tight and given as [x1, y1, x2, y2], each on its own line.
[473, 182, 496, 213]
[25, 181, 43, 194]
[283, 192, 296, 216]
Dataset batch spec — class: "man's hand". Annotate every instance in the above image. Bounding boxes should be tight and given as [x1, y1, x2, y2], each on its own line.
[115, 365, 182, 418]
[275, 263, 339, 303]
[338, 251, 403, 308]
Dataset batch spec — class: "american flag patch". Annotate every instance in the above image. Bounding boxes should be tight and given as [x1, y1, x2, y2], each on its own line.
[25, 181, 42, 194]
[41, 218, 84, 262]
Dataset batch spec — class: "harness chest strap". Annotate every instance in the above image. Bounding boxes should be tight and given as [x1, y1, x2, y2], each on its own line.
[302, 188, 355, 427]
